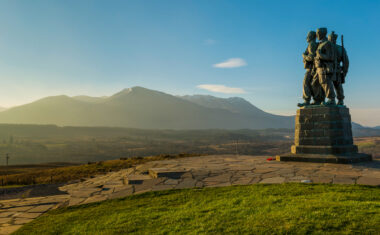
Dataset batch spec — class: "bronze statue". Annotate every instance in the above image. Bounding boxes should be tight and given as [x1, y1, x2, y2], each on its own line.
[298, 31, 324, 107]
[328, 31, 349, 105]
[313, 28, 337, 105]
[298, 28, 350, 107]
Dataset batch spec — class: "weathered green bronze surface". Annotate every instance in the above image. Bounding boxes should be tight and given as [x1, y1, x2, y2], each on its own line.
[298, 28, 350, 107]
[298, 31, 321, 107]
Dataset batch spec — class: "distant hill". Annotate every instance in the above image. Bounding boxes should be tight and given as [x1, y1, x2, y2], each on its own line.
[180, 95, 293, 128]
[181, 95, 273, 117]
[72, 95, 108, 103]
[351, 122, 364, 129]
[0, 87, 294, 129]
[351, 122, 380, 136]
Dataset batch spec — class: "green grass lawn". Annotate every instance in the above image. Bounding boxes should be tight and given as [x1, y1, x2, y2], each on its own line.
[15, 184, 380, 235]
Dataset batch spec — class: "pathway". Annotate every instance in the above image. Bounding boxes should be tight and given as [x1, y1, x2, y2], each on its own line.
[0, 155, 379, 234]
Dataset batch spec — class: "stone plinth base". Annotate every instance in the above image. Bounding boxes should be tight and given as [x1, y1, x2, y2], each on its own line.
[277, 105, 372, 164]
[294, 105, 353, 147]
[291, 145, 358, 154]
[276, 153, 372, 164]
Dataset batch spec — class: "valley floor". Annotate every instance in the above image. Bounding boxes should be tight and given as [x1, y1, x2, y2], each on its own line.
[0, 155, 379, 234]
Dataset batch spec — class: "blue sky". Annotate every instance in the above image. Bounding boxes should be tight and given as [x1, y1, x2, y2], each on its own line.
[0, 0, 379, 126]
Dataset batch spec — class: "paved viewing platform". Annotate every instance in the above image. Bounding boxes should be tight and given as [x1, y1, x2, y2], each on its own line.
[0, 155, 379, 234]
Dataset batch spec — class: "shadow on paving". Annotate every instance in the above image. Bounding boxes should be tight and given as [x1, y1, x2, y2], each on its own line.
[352, 159, 380, 170]
[0, 184, 68, 200]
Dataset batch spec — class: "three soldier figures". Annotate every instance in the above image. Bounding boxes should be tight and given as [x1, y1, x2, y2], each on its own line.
[298, 27, 349, 107]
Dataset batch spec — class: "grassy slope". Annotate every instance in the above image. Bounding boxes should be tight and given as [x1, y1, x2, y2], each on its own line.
[356, 137, 380, 159]
[15, 184, 380, 234]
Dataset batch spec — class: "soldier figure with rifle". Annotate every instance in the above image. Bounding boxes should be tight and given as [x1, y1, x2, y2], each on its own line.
[314, 28, 337, 105]
[328, 31, 349, 105]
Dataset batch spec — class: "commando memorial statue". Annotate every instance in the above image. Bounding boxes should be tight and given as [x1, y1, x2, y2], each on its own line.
[298, 31, 321, 106]
[277, 28, 372, 163]
[328, 31, 349, 105]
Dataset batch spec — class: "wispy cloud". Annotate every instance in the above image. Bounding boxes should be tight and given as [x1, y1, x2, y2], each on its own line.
[204, 39, 216, 45]
[213, 58, 247, 68]
[197, 84, 246, 94]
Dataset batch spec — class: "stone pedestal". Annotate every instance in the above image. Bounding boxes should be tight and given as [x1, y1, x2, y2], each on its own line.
[276, 106, 372, 163]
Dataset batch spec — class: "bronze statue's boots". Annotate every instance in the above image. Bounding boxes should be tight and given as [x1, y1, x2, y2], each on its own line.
[311, 99, 322, 105]
[337, 100, 344, 105]
[297, 100, 310, 107]
[324, 98, 336, 106]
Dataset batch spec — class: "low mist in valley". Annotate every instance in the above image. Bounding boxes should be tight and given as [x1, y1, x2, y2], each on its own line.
[0, 124, 293, 165]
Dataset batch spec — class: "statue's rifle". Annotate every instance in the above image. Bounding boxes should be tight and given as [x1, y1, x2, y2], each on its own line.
[341, 35, 346, 84]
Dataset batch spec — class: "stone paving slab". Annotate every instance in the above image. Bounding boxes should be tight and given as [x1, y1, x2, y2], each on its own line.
[125, 174, 152, 185]
[0, 195, 69, 234]
[149, 168, 186, 179]
[0, 155, 379, 234]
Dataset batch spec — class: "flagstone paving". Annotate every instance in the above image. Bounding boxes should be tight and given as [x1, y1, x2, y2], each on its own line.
[0, 155, 379, 234]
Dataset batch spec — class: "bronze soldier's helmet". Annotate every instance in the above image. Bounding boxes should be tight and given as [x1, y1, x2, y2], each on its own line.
[316, 27, 328, 39]
[328, 31, 338, 43]
[307, 31, 316, 40]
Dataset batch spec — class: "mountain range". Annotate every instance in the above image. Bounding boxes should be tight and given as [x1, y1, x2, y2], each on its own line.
[0, 87, 294, 129]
